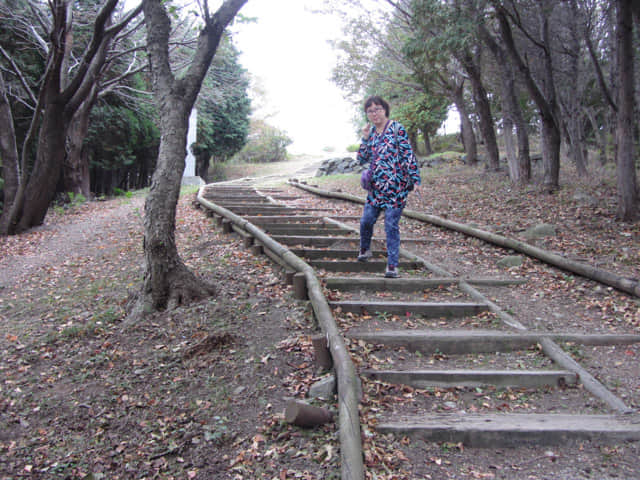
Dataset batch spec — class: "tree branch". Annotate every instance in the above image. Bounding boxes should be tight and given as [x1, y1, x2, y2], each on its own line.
[0, 47, 38, 107]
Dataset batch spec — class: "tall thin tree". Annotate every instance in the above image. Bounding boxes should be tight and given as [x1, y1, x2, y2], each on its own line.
[131, 0, 247, 316]
[615, 0, 638, 220]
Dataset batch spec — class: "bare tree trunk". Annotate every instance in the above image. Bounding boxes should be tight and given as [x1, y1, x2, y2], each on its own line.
[408, 129, 418, 153]
[139, 103, 212, 311]
[494, 2, 561, 190]
[562, 0, 589, 178]
[540, 118, 561, 191]
[195, 153, 210, 184]
[615, 0, 638, 220]
[64, 94, 95, 198]
[132, 0, 247, 315]
[0, 73, 20, 229]
[479, 22, 531, 184]
[422, 125, 433, 156]
[452, 84, 477, 164]
[460, 53, 500, 170]
[502, 117, 518, 180]
[584, 107, 609, 165]
[14, 102, 70, 231]
[565, 114, 589, 176]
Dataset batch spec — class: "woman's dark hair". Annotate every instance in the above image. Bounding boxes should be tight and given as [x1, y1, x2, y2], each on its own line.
[364, 96, 390, 117]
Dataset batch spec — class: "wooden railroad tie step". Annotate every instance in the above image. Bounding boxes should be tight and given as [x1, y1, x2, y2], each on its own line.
[290, 248, 387, 260]
[330, 301, 489, 317]
[244, 215, 327, 223]
[272, 235, 358, 247]
[347, 330, 640, 354]
[325, 276, 527, 291]
[376, 413, 640, 447]
[310, 260, 421, 273]
[204, 197, 271, 203]
[271, 235, 428, 247]
[227, 208, 298, 216]
[264, 226, 352, 236]
[290, 248, 387, 258]
[361, 369, 577, 389]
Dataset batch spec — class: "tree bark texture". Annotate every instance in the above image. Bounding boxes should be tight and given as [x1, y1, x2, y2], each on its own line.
[495, 3, 561, 191]
[0, 73, 20, 231]
[422, 126, 433, 156]
[452, 84, 477, 164]
[460, 53, 500, 170]
[63, 94, 95, 198]
[562, 0, 589, 177]
[502, 118, 518, 180]
[615, 0, 638, 220]
[136, 0, 247, 313]
[478, 22, 531, 184]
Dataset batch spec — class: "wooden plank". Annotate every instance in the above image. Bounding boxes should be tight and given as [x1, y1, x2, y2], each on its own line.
[271, 235, 429, 246]
[203, 197, 270, 203]
[347, 330, 640, 354]
[349, 330, 538, 354]
[226, 208, 297, 215]
[272, 235, 358, 247]
[361, 369, 577, 388]
[376, 413, 640, 447]
[264, 226, 352, 236]
[310, 260, 421, 273]
[326, 277, 526, 291]
[291, 248, 387, 260]
[329, 301, 488, 317]
[244, 215, 327, 223]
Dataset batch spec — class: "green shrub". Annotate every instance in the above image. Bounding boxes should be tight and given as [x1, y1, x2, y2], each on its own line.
[432, 133, 463, 153]
[232, 120, 292, 163]
[208, 162, 227, 182]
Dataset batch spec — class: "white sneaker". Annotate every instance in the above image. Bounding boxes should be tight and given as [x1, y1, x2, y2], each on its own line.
[357, 249, 372, 262]
[384, 265, 399, 278]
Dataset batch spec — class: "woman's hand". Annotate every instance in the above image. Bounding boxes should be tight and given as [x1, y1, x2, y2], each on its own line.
[361, 123, 371, 140]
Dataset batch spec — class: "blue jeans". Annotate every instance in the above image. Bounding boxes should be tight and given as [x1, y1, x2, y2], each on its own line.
[359, 203, 403, 267]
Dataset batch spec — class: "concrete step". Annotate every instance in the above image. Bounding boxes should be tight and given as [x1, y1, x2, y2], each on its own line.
[376, 413, 640, 447]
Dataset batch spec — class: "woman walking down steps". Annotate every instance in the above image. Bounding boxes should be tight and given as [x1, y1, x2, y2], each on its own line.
[356, 95, 421, 278]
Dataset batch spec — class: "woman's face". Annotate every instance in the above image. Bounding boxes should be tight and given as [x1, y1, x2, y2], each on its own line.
[366, 103, 387, 126]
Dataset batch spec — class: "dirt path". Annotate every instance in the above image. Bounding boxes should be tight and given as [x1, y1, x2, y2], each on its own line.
[0, 196, 145, 291]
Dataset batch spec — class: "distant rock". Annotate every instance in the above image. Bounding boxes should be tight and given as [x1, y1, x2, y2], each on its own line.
[497, 255, 524, 268]
[315, 154, 438, 177]
[315, 157, 362, 177]
[572, 191, 598, 207]
[523, 223, 557, 240]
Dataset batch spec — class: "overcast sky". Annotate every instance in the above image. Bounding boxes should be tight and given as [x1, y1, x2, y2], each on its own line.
[232, 1, 360, 155]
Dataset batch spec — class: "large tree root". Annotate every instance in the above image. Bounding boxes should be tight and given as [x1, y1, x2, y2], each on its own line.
[125, 262, 216, 324]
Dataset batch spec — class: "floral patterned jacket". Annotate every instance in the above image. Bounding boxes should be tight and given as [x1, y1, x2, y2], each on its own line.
[357, 120, 421, 209]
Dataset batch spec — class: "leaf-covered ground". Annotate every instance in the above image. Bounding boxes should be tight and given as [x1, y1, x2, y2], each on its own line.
[1, 158, 639, 479]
